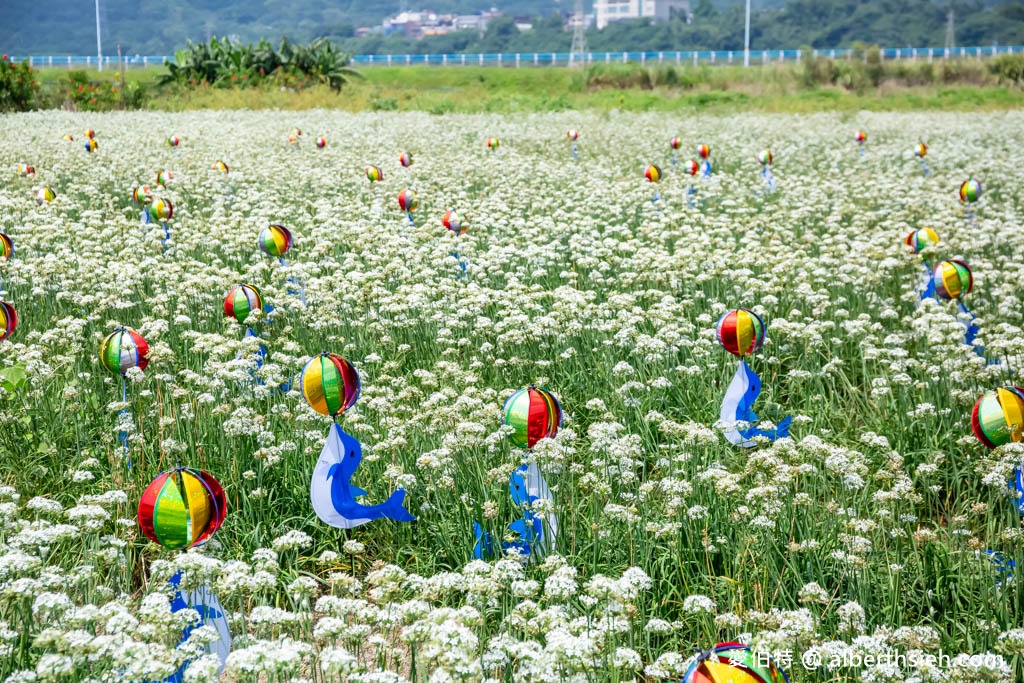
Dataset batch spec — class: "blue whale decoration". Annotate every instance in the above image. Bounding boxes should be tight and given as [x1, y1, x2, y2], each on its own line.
[311, 424, 415, 529]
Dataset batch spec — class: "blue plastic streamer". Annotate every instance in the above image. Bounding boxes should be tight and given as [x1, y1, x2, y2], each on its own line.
[118, 378, 130, 467]
[160, 571, 231, 683]
[720, 360, 792, 448]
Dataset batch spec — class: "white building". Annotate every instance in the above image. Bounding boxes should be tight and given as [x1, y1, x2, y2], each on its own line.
[594, 0, 689, 30]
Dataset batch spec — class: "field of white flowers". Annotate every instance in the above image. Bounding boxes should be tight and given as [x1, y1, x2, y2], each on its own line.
[1, 109, 1023, 683]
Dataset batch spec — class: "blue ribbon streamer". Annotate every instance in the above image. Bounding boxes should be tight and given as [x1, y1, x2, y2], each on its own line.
[956, 300, 987, 359]
[701, 160, 712, 178]
[472, 522, 494, 559]
[159, 571, 231, 683]
[761, 167, 776, 192]
[240, 327, 290, 393]
[473, 464, 552, 559]
[279, 258, 307, 305]
[983, 550, 1016, 587]
[918, 262, 936, 300]
[118, 378, 131, 468]
[920, 159, 930, 176]
[449, 252, 468, 279]
[720, 360, 792, 448]
[571, 143, 578, 161]
[964, 207, 977, 227]
[1012, 466, 1024, 515]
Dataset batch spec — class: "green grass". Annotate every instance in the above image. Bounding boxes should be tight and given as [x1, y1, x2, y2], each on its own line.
[29, 62, 1024, 112]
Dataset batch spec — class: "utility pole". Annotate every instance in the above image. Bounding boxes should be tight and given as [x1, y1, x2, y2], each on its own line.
[570, 0, 587, 67]
[945, 2, 955, 51]
[745, 0, 753, 67]
[95, 0, 103, 72]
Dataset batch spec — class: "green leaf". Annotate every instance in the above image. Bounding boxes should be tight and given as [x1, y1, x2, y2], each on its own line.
[0, 364, 28, 393]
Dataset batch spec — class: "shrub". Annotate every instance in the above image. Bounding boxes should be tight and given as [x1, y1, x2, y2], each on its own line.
[801, 47, 839, 87]
[583, 64, 653, 90]
[988, 54, 1024, 86]
[0, 54, 39, 111]
[160, 37, 361, 93]
[52, 71, 147, 112]
[371, 96, 399, 111]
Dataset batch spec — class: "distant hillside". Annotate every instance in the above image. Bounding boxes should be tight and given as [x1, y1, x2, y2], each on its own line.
[0, 0, 568, 55]
[2, 0, 1023, 56]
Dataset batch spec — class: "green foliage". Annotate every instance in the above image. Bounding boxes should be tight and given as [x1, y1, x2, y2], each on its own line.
[160, 37, 360, 92]
[0, 54, 38, 112]
[0, 364, 28, 393]
[988, 53, 1024, 85]
[333, 0, 1024, 57]
[48, 70, 147, 111]
[4, 0, 1024, 56]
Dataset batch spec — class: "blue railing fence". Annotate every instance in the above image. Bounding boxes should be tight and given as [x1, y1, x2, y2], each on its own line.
[8, 45, 1023, 70]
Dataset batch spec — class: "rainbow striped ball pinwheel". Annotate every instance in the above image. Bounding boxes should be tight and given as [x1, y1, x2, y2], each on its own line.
[316, 136, 327, 148]
[224, 284, 264, 325]
[399, 152, 413, 167]
[366, 165, 383, 182]
[684, 159, 700, 176]
[137, 468, 227, 550]
[502, 387, 563, 449]
[442, 210, 467, 234]
[35, 187, 56, 204]
[757, 149, 773, 166]
[670, 136, 681, 150]
[644, 165, 661, 183]
[959, 178, 982, 203]
[715, 308, 789, 449]
[683, 642, 789, 683]
[132, 185, 152, 205]
[0, 302, 17, 342]
[972, 387, 1024, 449]
[398, 188, 419, 213]
[213, 160, 229, 173]
[716, 308, 766, 357]
[100, 327, 150, 375]
[84, 139, 98, 153]
[168, 135, 180, 147]
[487, 138, 499, 150]
[258, 224, 293, 258]
[697, 144, 710, 159]
[0, 233, 12, 260]
[300, 353, 361, 417]
[932, 260, 973, 300]
[905, 228, 939, 254]
[151, 198, 173, 221]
